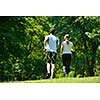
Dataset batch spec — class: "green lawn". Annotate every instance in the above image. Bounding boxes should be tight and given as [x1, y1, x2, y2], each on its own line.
[9, 76, 100, 83]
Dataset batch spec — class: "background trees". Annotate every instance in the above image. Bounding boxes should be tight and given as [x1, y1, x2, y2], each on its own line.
[0, 16, 100, 81]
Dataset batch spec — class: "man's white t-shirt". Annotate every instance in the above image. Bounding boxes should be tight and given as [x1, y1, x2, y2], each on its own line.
[45, 34, 59, 53]
[62, 41, 73, 54]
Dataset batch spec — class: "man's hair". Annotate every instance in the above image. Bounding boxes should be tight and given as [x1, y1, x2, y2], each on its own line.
[50, 27, 55, 34]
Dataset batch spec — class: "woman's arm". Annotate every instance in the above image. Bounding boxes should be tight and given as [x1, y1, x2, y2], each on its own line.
[71, 45, 75, 52]
[60, 44, 64, 58]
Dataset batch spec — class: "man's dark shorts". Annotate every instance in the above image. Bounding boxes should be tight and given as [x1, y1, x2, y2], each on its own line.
[46, 52, 57, 64]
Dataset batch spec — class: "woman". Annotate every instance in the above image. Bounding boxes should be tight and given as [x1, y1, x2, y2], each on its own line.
[60, 34, 75, 77]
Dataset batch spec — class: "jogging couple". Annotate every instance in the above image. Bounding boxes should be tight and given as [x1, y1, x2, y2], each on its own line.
[44, 27, 75, 79]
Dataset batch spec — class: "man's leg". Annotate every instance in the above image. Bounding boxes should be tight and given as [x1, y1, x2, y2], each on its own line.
[50, 53, 56, 79]
[50, 63, 55, 79]
[46, 52, 51, 79]
[47, 63, 51, 78]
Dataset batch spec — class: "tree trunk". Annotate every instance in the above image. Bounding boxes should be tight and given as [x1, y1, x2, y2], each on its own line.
[90, 39, 98, 76]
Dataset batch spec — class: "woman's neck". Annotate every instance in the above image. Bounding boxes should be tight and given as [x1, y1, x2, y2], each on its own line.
[66, 40, 69, 44]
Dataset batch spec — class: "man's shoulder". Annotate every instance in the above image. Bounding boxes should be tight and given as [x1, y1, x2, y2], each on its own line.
[50, 34, 58, 39]
[45, 35, 49, 38]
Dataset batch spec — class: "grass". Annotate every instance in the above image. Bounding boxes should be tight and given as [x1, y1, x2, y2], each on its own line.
[6, 76, 100, 83]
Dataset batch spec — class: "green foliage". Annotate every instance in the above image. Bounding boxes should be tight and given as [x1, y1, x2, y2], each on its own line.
[95, 65, 100, 76]
[68, 71, 76, 77]
[77, 74, 83, 78]
[55, 69, 64, 78]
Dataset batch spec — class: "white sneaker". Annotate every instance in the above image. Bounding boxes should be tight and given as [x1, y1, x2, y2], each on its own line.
[63, 66, 66, 74]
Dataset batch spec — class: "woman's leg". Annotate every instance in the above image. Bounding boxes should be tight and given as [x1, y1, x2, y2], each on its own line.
[65, 54, 71, 75]
[62, 54, 67, 75]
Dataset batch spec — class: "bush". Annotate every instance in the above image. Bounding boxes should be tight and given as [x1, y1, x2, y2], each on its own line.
[95, 65, 100, 76]
[68, 71, 75, 77]
[55, 69, 64, 78]
[76, 74, 83, 78]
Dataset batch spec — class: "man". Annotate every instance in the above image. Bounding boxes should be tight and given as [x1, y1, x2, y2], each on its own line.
[44, 27, 59, 79]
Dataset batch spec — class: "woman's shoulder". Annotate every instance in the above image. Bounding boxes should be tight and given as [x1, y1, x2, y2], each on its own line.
[69, 41, 73, 43]
[62, 41, 66, 43]
[69, 41, 73, 45]
[61, 41, 66, 45]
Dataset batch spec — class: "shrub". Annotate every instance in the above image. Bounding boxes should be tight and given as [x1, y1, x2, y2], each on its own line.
[77, 74, 83, 78]
[55, 69, 64, 78]
[68, 71, 75, 77]
[95, 65, 100, 76]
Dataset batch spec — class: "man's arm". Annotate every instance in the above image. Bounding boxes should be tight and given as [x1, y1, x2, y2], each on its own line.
[56, 38, 60, 49]
[44, 40, 46, 48]
[43, 40, 47, 51]
[43, 36, 48, 50]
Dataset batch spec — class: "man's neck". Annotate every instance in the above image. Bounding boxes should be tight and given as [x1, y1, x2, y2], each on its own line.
[50, 33, 55, 36]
